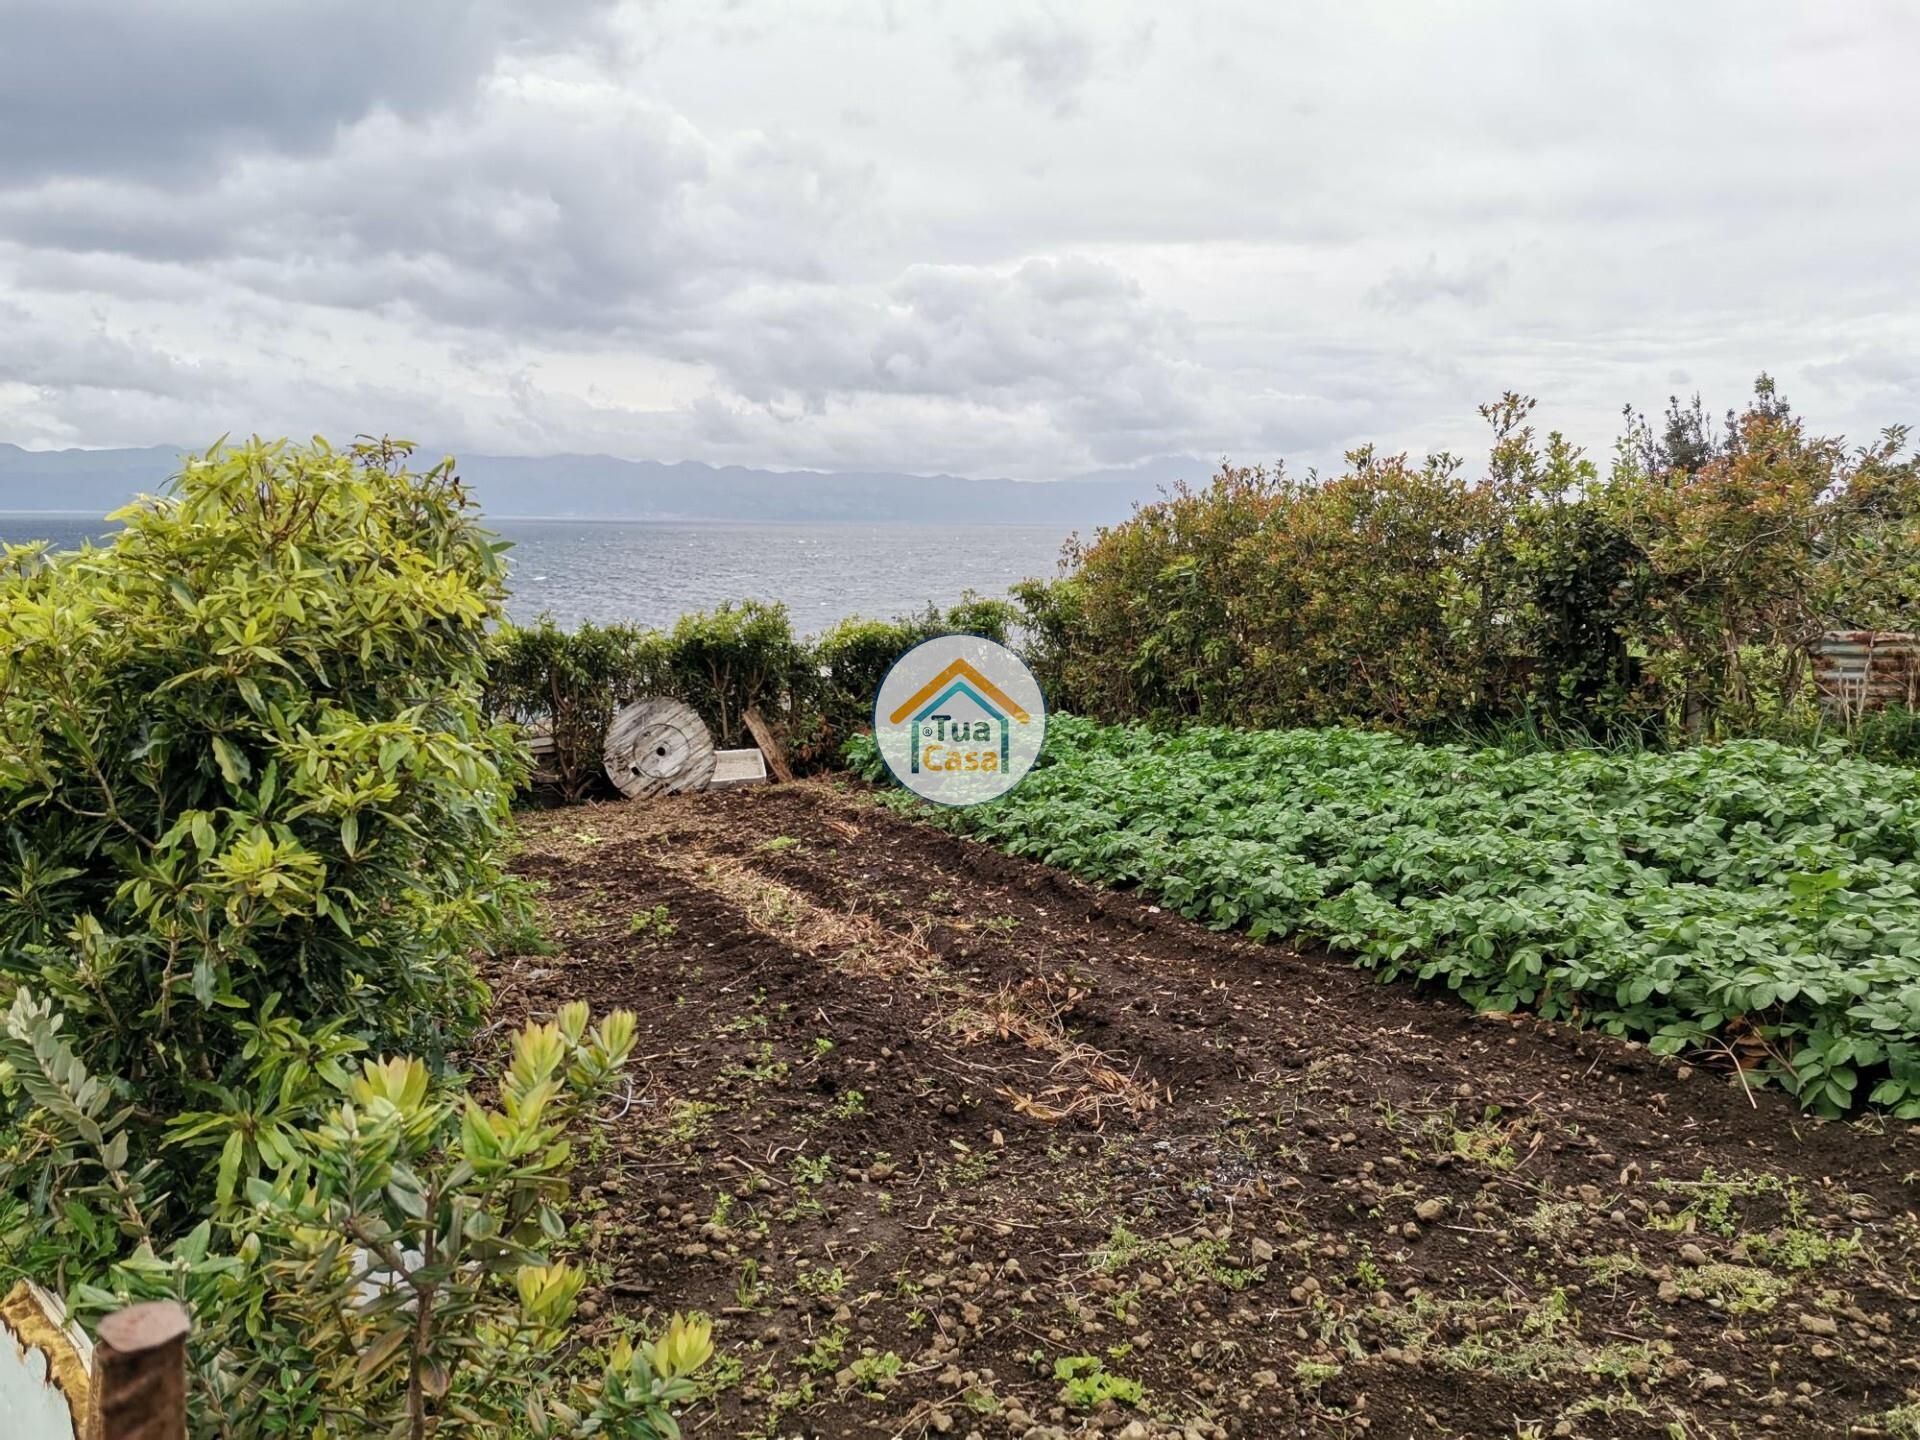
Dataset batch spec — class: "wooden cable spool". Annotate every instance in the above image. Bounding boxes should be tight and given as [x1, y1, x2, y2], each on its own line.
[603, 697, 717, 799]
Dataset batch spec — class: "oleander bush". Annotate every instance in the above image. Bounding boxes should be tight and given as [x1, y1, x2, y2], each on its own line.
[0, 438, 708, 1437]
[852, 716, 1920, 1116]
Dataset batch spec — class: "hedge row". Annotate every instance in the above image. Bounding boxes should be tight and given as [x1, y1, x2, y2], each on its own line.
[486, 595, 1016, 799]
[1015, 380, 1920, 746]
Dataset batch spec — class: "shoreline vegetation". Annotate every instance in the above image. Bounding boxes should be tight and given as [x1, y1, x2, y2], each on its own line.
[501, 376, 1920, 772]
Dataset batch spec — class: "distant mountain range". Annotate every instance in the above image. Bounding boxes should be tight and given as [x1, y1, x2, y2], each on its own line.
[0, 443, 1202, 527]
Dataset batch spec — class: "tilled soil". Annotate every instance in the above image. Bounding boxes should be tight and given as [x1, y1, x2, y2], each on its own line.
[495, 780, 1920, 1440]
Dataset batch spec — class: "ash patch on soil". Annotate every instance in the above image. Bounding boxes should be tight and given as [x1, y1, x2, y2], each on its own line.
[491, 781, 1920, 1440]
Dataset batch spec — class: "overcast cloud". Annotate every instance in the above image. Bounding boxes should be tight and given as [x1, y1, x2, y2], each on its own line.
[2, 1, 1916, 478]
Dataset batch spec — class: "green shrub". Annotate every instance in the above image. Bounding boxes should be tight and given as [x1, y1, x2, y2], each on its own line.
[16, 992, 706, 1438]
[937, 592, 1019, 644]
[489, 619, 665, 800]
[489, 606, 805, 789]
[0, 438, 710, 1436]
[0, 438, 523, 1238]
[1022, 381, 1920, 744]
[1850, 705, 1920, 764]
[812, 616, 922, 744]
[807, 594, 1017, 760]
[492, 593, 1019, 793]
[660, 600, 805, 748]
[1009, 576, 1088, 715]
[1487, 406, 1656, 738]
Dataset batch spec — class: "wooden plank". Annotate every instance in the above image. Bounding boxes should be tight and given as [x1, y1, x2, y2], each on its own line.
[742, 706, 795, 783]
[711, 748, 770, 789]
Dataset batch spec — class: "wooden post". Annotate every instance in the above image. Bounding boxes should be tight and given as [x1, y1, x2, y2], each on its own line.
[93, 1302, 189, 1440]
[742, 706, 795, 783]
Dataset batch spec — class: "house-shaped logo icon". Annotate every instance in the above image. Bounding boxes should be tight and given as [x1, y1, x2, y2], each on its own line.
[887, 658, 1032, 774]
[873, 636, 1047, 804]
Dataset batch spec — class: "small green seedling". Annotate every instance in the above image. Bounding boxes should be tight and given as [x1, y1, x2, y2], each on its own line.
[629, 904, 677, 939]
[1054, 1355, 1144, 1410]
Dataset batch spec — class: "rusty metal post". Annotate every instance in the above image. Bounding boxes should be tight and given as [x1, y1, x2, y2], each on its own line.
[92, 1302, 189, 1440]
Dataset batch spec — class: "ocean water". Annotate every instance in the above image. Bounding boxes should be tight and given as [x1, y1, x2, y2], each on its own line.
[0, 514, 1072, 633]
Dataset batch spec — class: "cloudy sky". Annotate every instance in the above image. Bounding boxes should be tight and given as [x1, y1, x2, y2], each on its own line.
[2, 1, 1915, 478]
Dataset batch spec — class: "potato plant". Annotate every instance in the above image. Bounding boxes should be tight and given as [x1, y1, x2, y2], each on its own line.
[855, 716, 1920, 1115]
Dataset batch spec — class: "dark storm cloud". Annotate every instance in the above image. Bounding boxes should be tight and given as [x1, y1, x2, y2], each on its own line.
[0, 0, 616, 183]
[0, 77, 873, 331]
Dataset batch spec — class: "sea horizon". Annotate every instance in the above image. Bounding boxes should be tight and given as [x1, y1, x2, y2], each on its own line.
[0, 513, 1071, 632]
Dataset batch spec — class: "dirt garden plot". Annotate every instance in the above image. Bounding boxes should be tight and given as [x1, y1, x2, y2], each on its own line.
[493, 780, 1920, 1440]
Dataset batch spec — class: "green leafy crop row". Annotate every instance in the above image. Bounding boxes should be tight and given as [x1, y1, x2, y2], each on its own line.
[852, 717, 1920, 1116]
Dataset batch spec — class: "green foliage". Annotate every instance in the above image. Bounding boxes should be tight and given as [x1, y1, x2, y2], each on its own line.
[1848, 706, 1920, 765]
[1006, 575, 1085, 713]
[1053, 1354, 1144, 1410]
[811, 616, 922, 742]
[843, 1349, 902, 1397]
[0, 438, 711, 1437]
[35, 997, 706, 1438]
[1016, 380, 1920, 745]
[661, 601, 806, 748]
[490, 605, 800, 794]
[1482, 396, 1655, 738]
[628, 904, 678, 940]
[854, 715, 1920, 1115]
[810, 593, 1013, 746]
[940, 592, 1020, 642]
[487, 619, 666, 801]
[0, 437, 522, 1245]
